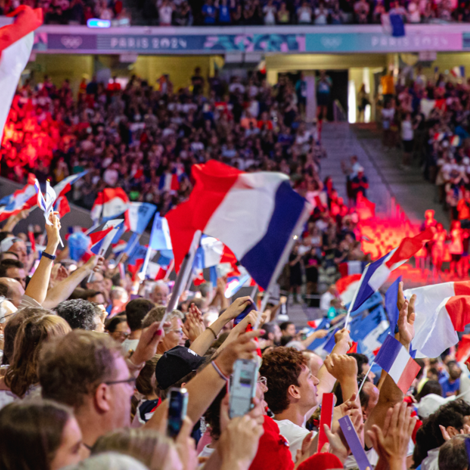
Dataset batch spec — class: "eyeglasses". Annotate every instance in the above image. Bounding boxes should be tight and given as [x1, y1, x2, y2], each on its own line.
[104, 377, 136, 387]
[170, 328, 184, 336]
[258, 376, 268, 389]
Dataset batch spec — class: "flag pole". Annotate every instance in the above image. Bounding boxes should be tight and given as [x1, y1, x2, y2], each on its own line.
[344, 264, 370, 330]
[160, 230, 202, 327]
[358, 361, 374, 394]
[250, 284, 258, 301]
[255, 203, 312, 329]
[139, 248, 154, 283]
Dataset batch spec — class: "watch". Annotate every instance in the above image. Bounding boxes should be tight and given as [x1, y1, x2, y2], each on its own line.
[42, 251, 56, 261]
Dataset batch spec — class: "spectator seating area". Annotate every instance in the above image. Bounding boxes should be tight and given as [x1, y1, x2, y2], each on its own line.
[3, 0, 469, 25]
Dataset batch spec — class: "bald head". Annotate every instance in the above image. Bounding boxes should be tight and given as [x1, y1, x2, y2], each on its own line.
[0, 277, 24, 307]
[302, 351, 323, 377]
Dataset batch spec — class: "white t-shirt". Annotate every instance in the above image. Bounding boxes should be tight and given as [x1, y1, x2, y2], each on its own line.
[314, 8, 328, 24]
[263, 5, 277, 24]
[320, 291, 335, 312]
[401, 120, 414, 141]
[298, 6, 312, 23]
[275, 419, 316, 460]
[159, 5, 173, 24]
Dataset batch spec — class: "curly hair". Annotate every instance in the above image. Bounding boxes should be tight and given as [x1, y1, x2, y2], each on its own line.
[259, 347, 307, 414]
[39, 330, 124, 409]
[55, 299, 102, 330]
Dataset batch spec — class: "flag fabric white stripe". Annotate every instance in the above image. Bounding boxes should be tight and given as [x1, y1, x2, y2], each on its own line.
[0, 31, 34, 142]
[404, 282, 457, 358]
[388, 346, 410, 383]
[204, 172, 288, 259]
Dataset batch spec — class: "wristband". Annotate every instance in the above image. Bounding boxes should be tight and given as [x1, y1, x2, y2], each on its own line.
[212, 360, 230, 381]
[207, 326, 217, 339]
[42, 251, 56, 261]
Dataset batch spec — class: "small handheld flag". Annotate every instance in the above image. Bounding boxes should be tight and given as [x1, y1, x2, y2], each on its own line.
[374, 335, 421, 394]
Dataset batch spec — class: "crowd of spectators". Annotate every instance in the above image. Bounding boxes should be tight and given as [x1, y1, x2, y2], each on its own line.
[0, 68, 374, 300]
[0, 0, 128, 24]
[377, 65, 470, 276]
[0, 209, 469, 470]
[2, 0, 469, 25]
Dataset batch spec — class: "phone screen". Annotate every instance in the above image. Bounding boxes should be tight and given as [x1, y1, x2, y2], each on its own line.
[229, 359, 257, 418]
[167, 388, 188, 438]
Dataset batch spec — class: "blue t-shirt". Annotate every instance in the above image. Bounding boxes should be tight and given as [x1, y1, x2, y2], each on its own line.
[202, 4, 216, 23]
[219, 5, 231, 22]
[439, 376, 460, 397]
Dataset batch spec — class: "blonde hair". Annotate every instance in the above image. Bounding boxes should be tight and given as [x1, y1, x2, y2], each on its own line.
[5, 315, 71, 397]
[92, 428, 175, 470]
[142, 306, 184, 330]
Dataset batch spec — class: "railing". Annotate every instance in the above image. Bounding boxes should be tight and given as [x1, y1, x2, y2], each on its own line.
[333, 100, 347, 122]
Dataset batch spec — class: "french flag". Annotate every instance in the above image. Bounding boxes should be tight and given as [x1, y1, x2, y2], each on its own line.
[53, 171, 88, 199]
[374, 335, 421, 394]
[338, 261, 367, 278]
[90, 219, 124, 256]
[404, 280, 470, 358]
[195, 236, 224, 269]
[451, 66, 465, 78]
[53, 196, 70, 218]
[147, 262, 169, 281]
[0, 6, 42, 143]
[348, 229, 433, 315]
[337, 273, 362, 306]
[112, 240, 127, 255]
[0, 174, 38, 222]
[166, 161, 309, 290]
[158, 171, 180, 192]
[91, 188, 130, 224]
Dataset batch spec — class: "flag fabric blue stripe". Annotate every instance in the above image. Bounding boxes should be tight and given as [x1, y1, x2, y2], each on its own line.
[323, 329, 339, 354]
[385, 276, 401, 334]
[374, 335, 402, 372]
[350, 253, 389, 313]
[240, 181, 305, 290]
[307, 318, 331, 351]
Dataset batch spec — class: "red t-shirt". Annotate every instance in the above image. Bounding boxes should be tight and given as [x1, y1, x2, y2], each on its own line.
[249, 416, 294, 470]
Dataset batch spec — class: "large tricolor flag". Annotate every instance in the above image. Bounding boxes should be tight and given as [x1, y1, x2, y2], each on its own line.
[0, 174, 38, 222]
[347, 229, 433, 317]
[0, 6, 43, 143]
[404, 281, 470, 358]
[91, 188, 130, 224]
[166, 161, 310, 290]
[374, 335, 421, 394]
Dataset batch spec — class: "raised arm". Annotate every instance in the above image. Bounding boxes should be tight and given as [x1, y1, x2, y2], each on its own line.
[314, 328, 352, 403]
[24, 213, 61, 305]
[42, 256, 104, 309]
[189, 296, 252, 356]
[364, 285, 416, 448]
[145, 329, 261, 429]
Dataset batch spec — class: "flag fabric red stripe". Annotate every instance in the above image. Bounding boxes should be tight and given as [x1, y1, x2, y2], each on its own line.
[444, 296, 470, 332]
[385, 228, 434, 268]
[89, 226, 113, 245]
[456, 334, 470, 362]
[166, 161, 241, 272]
[453, 281, 470, 296]
[396, 358, 421, 394]
[0, 6, 42, 51]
